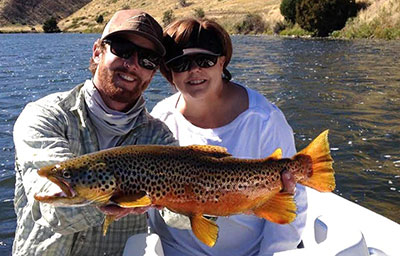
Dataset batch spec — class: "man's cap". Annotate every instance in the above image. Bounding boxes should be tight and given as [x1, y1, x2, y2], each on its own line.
[101, 9, 165, 56]
[164, 28, 222, 64]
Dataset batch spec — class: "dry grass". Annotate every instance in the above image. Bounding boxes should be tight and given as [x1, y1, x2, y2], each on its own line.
[0, 24, 42, 33]
[58, 0, 283, 32]
[336, 0, 400, 39]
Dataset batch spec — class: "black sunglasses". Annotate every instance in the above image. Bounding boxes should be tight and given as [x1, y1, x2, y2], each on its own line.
[103, 37, 161, 70]
[166, 54, 219, 73]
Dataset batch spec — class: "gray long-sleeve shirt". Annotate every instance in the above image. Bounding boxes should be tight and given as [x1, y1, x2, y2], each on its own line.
[12, 82, 176, 256]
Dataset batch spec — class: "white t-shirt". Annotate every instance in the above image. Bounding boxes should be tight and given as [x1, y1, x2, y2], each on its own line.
[149, 85, 307, 256]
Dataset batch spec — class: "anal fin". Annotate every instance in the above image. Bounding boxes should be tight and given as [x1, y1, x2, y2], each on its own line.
[253, 192, 297, 224]
[190, 214, 219, 247]
[103, 215, 116, 236]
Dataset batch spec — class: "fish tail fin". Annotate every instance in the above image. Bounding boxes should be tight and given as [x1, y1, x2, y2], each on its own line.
[297, 130, 335, 192]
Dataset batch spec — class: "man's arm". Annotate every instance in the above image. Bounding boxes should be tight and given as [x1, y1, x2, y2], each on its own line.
[14, 101, 104, 235]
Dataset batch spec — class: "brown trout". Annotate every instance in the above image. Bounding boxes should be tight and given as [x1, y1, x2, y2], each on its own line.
[34, 130, 335, 247]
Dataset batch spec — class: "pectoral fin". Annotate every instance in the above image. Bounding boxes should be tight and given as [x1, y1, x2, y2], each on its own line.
[111, 191, 152, 208]
[190, 214, 219, 247]
[103, 214, 116, 236]
[253, 192, 297, 224]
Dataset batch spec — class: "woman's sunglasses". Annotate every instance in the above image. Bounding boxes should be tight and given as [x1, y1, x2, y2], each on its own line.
[166, 54, 219, 73]
[103, 37, 161, 70]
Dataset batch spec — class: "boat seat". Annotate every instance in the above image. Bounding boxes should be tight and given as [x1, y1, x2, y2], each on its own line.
[123, 233, 164, 256]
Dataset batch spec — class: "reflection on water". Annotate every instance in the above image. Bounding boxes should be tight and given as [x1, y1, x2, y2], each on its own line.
[0, 34, 399, 254]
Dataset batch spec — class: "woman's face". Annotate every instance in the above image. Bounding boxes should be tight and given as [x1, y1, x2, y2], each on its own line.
[171, 55, 226, 100]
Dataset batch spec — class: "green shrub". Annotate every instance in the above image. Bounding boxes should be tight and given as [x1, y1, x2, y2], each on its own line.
[95, 15, 104, 24]
[42, 17, 61, 33]
[296, 0, 356, 37]
[162, 10, 175, 27]
[193, 8, 205, 18]
[280, 0, 299, 23]
[279, 23, 313, 36]
[234, 14, 265, 34]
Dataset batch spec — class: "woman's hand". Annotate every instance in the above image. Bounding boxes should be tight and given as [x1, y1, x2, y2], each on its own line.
[282, 170, 296, 194]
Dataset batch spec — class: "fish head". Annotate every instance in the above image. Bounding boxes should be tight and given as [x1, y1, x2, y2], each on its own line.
[34, 156, 115, 206]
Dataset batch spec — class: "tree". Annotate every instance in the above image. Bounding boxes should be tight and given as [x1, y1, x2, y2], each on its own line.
[193, 8, 205, 18]
[162, 10, 175, 27]
[96, 15, 104, 24]
[42, 17, 61, 33]
[234, 14, 265, 34]
[296, 0, 355, 37]
[280, 0, 299, 23]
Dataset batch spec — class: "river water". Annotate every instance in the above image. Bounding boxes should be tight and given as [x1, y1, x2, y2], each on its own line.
[0, 34, 399, 254]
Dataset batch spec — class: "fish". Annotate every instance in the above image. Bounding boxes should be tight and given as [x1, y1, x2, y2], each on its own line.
[34, 130, 335, 247]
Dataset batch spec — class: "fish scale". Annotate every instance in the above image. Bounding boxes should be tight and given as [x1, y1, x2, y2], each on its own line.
[34, 130, 335, 247]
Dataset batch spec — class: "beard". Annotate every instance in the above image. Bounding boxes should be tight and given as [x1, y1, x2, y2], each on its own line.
[96, 63, 150, 107]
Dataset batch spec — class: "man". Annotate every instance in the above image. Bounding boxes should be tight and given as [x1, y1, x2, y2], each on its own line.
[12, 9, 297, 256]
[12, 9, 176, 255]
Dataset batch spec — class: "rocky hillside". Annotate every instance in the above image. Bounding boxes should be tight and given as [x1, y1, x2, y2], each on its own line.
[1, 0, 399, 39]
[0, 0, 283, 32]
[0, 0, 91, 26]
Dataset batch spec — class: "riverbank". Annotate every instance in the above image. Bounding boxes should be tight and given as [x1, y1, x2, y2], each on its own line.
[0, 24, 42, 33]
[1, 0, 399, 40]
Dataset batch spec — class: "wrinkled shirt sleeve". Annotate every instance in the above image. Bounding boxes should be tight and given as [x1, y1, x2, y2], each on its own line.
[14, 101, 104, 235]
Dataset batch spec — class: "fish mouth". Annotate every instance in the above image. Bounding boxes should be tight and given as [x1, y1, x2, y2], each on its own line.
[35, 167, 77, 201]
[47, 176, 76, 198]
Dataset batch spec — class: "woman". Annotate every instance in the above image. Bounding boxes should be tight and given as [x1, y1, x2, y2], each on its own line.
[149, 18, 307, 256]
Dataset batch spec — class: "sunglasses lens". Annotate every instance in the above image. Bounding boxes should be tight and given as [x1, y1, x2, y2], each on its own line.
[107, 39, 135, 59]
[167, 54, 218, 73]
[138, 50, 161, 70]
[104, 38, 160, 70]
[168, 57, 191, 73]
[195, 55, 218, 68]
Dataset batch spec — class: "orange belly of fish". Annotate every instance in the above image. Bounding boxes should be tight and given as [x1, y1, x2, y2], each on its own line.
[154, 188, 279, 217]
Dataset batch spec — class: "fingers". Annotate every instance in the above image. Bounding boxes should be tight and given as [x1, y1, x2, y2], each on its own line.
[98, 205, 123, 215]
[282, 170, 296, 194]
[98, 205, 152, 220]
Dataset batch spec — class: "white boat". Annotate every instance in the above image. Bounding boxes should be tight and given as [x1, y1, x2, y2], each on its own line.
[123, 187, 400, 256]
[275, 188, 400, 256]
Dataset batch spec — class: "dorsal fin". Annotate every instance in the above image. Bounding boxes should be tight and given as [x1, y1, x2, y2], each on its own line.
[186, 145, 232, 158]
[265, 148, 282, 160]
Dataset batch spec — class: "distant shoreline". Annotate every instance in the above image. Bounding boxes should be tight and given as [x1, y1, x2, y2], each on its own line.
[2, 28, 399, 41]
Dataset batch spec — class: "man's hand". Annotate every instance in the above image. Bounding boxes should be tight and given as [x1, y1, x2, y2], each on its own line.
[282, 170, 296, 194]
[98, 205, 151, 220]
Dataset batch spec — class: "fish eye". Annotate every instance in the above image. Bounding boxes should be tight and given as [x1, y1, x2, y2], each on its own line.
[63, 170, 71, 179]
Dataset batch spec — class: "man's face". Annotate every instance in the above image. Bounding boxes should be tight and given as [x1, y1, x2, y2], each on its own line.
[92, 35, 158, 112]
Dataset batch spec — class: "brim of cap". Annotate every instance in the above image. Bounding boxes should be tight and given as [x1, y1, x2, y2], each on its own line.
[103, 30, 166, 56]
[165, 48, 220, 64]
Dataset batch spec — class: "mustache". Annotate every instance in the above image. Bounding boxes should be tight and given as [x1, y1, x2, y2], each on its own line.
[113, 67, 139, 77]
